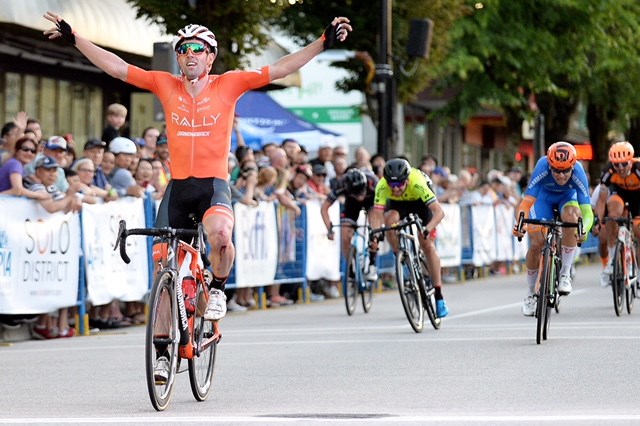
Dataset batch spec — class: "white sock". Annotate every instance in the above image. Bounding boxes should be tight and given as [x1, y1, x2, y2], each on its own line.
[527, 268, 539, 295]
[607, 246, 615, 265]
[561, 246, 577, 276]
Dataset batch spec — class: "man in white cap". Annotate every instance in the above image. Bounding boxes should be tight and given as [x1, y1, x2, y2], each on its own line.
[24, 135, 69, 191]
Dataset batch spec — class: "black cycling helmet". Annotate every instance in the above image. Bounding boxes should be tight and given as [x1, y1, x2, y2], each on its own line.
[344, 168, 367, 196]
[383, 158, 411, 182]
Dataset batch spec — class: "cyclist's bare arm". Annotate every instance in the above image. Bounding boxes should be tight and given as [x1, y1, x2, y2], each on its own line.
[320, 199, 334, 234]
[43, 11, 129, 81]
[268, 17, 352, 82]
[424, 201, 444, 235]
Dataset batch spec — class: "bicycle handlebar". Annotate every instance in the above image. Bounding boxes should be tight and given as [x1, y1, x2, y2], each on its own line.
[515, 212, 584, 246]
[602, 216, 633, 226]
[370, 213, 423, 236]
[114, 220, 203, 265]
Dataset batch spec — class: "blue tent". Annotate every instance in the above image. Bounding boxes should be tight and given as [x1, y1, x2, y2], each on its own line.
[231, 91, 343, 153]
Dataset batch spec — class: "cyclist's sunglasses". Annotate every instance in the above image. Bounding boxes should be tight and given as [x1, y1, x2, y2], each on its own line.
[176, 42, 208, 55]
[550, 167, 572, 175]
[613, 162, 629, 168]
[388, 180, 406, 189]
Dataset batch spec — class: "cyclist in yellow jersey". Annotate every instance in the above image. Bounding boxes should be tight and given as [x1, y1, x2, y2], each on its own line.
[369, 158, 449, 317]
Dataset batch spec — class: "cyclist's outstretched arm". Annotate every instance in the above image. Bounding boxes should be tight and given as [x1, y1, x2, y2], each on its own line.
[43, 11, 129, 81]
[269, 17, 352, 82]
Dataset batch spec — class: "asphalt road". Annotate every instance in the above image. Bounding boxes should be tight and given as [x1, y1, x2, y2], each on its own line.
[2, 262, 640, 425]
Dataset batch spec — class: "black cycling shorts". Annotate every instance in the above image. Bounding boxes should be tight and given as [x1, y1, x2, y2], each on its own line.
[609, 186, 640, 218]
[155, 177, 232, 230]
[385, 199, 433, 227]
[340, 195, 375, 224]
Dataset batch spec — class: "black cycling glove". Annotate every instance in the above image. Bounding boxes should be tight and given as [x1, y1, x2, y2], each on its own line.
[323, 21, 345, 50]
[56, 19, 76, 46]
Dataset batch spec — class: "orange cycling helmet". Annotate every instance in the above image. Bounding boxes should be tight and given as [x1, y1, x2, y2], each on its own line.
[547, 141, 577, 169]
[608, 141, 634, 164]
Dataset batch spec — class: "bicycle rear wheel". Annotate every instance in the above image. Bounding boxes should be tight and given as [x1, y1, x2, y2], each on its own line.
[145, 270, 179, 411]
[189, 282, 217, 401]
[536, 248, 552, 344]
[344, 247, 358, 315]
[395, 250, 424, 333]
[419, 254, 441, 330]
[612, 242, 624, 316]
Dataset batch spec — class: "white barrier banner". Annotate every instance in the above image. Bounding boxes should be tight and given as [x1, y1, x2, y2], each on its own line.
[494, 203, 515, 262]
[305, 199, 341, 281]
[82, 198, 148, 305]
[437, 203, 462, 267]
[471, 205, 497, 266]
[233, 201, 278, 287]
[0, 196, 80, 314]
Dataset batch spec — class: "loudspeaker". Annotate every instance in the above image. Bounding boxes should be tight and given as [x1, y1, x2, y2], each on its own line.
[406, 19, 433, 59]
[151, 43, 179, 121]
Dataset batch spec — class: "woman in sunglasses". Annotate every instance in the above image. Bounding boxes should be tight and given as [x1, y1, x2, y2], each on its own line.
[0, 137, 50, 200]
[593, 141, 640, 286]
[369, 158, 449, 318]
[513, 141, 593, 316]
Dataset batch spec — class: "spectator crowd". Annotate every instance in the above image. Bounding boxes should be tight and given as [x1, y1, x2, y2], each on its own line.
[0, 105, 528, 340]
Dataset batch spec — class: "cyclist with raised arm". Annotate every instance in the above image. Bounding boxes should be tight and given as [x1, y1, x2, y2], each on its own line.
[513, 142, 593, 316]
[368, 158, 449, 317]
[43, 10, 351, 382]
[594, 142, 640, 286]
[43, 11, 350, 312]
[320, 168, 379, 281]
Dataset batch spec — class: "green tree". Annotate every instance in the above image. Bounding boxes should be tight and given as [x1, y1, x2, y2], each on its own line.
[127, 0, 298, 72]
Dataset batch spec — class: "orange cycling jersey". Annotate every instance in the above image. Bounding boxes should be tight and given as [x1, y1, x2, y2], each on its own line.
[600, 158, 640, 191]
[126, 65, 270, 180]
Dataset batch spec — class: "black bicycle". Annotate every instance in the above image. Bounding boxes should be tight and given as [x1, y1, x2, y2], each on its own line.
[372, 213, 440, 333]
[516, 213, 582, 344]
[603, 210, 639, 316]
[115, 220, 220, 411]
[339, 221, 375, 315]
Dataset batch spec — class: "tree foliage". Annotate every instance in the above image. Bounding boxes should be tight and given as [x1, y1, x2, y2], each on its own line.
[126, 0, 298, 72]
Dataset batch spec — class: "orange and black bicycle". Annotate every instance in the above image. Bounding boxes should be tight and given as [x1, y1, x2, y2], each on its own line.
[115, 220, 221, 411]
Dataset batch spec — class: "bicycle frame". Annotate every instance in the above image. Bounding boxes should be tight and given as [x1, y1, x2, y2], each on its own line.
[115, 221, 221, 358]
[603, 211, 639, 315]
[339, 218, 374, 315]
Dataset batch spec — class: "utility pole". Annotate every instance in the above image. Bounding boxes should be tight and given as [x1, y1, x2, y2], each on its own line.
[376, 0, 394, 159]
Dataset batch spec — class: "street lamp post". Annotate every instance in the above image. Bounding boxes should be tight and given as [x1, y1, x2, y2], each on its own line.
[376, 0, 394, 159]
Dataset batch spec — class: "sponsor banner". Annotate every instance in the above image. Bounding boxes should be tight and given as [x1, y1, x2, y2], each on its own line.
[494, 204, 515, 262]
[0, 196, 80, 314]
[305, 199, 340, 281]
[233, 202, 278, 287]
[437, 203, 462, 267]
[471, 205, 497, 267]
[83, 198, 148, 305]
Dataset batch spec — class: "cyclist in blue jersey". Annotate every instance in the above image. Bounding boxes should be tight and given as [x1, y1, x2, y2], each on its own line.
[513, 141, 593, 316]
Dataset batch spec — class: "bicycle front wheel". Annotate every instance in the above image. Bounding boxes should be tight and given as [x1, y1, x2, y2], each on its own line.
[419, 255, 441, 330]
[395, 250, 424, 333]
[145, 270, 179, 411]
[612, 242, 625, 316]
[189, 282, 217, 401]
[536, 248, 552, 344]
[626, 248, 637, 314]
[344, 247, 358, 316]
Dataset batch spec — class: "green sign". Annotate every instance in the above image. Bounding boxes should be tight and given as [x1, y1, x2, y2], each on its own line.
[289, 106, 360, 124]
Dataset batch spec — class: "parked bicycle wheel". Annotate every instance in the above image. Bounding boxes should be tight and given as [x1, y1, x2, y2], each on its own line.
[536, 247, 552, 344]
[612, 242, 625, 316]
[344, 246, 359, 316]
[395, 250, 424, 333]
[189, 283, 217, 401]
[145, 270, 179, 411]
[418, 254, 441, 330]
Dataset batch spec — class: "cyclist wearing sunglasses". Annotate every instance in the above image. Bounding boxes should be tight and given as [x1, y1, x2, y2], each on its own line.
[42, 11, 352, 322]
[369, 158, 449, 317]
[513, 141, 593, 316]
[593, 141, 640, 286]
